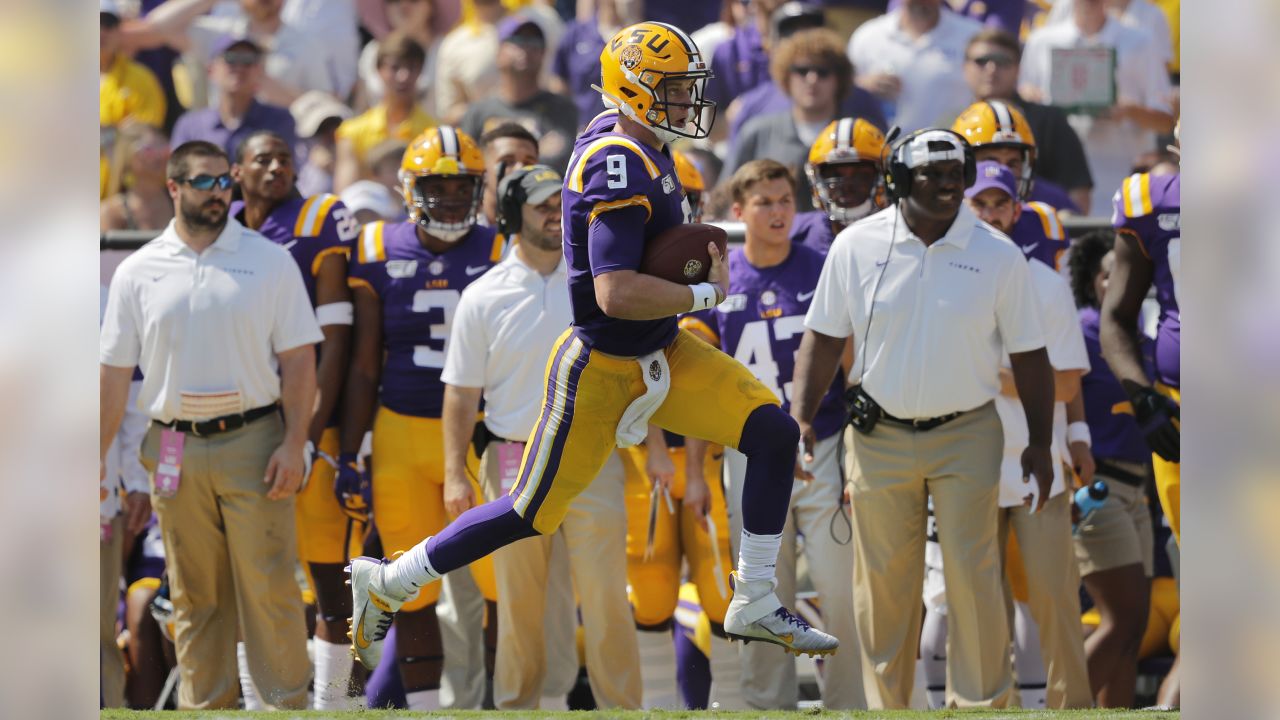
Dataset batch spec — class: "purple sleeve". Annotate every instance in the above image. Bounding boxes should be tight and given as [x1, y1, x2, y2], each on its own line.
[588, 205, 648, 277]
[169, 113, 194, 150]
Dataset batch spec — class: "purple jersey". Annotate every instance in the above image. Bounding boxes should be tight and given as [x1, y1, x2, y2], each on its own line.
[231, 194, 357, 306]
[1079, 306, 1151, 464]
[348, 220, 501, 418]
[789, 209, 836, 256]
[1113, 172, 1180, 388]
[562, 112, 687, 356]
[1009, 201, 1069, 271]
[685, 245, 846, 440]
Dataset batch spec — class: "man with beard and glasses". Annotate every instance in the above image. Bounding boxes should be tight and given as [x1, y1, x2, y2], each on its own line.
[101, 140, 323, 710]
[230, 130, 363, 710]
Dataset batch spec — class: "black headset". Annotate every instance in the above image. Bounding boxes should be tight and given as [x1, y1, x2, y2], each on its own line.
[881, 127, 977, 203]
[496, 162, 533, 237]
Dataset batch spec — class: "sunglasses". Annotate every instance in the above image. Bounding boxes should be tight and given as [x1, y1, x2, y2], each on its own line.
[790, 65, 834, 79]
[969, 54, 1015, 69]
[175, 173, 234, 191]
[222, 49, 262, 67]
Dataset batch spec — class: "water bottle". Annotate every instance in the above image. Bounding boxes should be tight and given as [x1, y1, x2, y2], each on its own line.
[1072, 480, 1109, 536]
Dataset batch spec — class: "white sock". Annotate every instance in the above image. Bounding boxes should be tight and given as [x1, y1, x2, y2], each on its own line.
[736, 530, 783, 584]
[708, 633, 745, 709]
[540, 693, 569, 711]
[406, 688, 441, 711]
[237, 642, 264, 710]
[636, 627, 679, 709]
[312, 638, 354, 709]
[919, 606, 948, 709]
[384, 538, 439, 599]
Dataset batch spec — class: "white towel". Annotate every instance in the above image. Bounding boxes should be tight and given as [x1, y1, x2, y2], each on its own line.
[615, 349, 671, 448]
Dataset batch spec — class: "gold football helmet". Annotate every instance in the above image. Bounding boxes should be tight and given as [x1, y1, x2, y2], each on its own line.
[672, 149, 705, 222]
[952, 100, 1037, 200]
[400, 125, 486, 241]
[804, 117, 886, 225]
[595, 21, 716, 145]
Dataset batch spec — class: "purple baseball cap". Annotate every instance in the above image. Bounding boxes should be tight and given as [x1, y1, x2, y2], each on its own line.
[210, 34, 264, 61]
[966, 161, 1018, 201]
[497, 14, 544, 44]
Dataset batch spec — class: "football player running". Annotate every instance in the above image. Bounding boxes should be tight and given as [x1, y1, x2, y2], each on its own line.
[230, 130, 360, 710]
[790, 117, 886, 255]
[341, 126, 501, 709]
[348, 21, 838, 672]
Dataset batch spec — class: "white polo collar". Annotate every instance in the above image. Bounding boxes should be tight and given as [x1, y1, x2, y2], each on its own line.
[894, 201, 978, 250]
[158, 218, 244, 256]
[505, 244, 567, 282]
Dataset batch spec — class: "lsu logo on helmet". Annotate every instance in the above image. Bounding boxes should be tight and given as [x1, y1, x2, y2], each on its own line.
[952, 100, 1037, 200]
[804, 117, 886, 225]
[400, 125, 486, 242]
[595, 22, 716, 145]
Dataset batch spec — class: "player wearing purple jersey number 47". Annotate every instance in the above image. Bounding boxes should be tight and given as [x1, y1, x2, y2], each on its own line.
[347, 21, 837, 674]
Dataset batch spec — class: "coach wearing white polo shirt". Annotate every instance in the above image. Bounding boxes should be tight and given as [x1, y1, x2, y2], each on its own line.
[100, 141, 323, 710]
[791, 129, 1056, 709]
[438, 165, 641, 709]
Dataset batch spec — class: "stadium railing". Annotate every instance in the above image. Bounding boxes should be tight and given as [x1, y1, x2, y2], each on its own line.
[100, 216, 1116, 251]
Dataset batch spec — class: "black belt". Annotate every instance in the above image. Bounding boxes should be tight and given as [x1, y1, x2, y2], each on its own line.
[879, 408, 965, 431]
[156, 403, 279, 437]
[1094, 458, 1150, 487]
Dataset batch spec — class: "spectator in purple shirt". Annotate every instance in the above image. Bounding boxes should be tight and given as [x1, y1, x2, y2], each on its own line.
[729, 2, 887, 141]
[888, 0, 1026, 35]
[550, 0, 644, 130]
[169, 36, 298, 160]
[708, 0, 785, 122]
[644, 0, 723, 36]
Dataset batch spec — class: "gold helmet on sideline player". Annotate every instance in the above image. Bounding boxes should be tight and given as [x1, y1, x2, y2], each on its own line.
[804, 117, 886, 225]
[400, 125, 486, 242]
[672, 149, 706, 222]
[595, 21, 716, 145]
[952, 100, 1037, 200]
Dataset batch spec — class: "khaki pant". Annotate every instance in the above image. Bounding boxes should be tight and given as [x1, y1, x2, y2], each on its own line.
[999, 492, 1093, 709]
[726, 433, 865, 709]
[141, 415, 310, 710]
[1073, 470, 1154, 577]
[848, 402, 1013, 709]
[481, 443, 641, 709]
[100, 514, 126, 708]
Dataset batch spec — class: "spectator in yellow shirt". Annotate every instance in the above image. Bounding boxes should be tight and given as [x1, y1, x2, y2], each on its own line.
[333, 32, 436, 192]
[101, 0, 166, 198]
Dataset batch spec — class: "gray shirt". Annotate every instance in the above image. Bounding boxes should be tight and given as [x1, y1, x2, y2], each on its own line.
[459, 90, 579, 173]
[725, 112, 818, 213]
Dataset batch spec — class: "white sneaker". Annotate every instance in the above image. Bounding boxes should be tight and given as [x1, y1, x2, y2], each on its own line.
[723, 574, 839, 657]
[346, 556, 415, 670]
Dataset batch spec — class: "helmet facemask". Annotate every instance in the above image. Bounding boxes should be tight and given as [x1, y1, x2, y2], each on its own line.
[405, 173, 483, 242]
[807, 160, 880, 225]
[604, 70, 717, 146]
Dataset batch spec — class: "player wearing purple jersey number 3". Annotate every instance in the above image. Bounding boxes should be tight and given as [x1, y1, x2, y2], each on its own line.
[347, 21, 839, 674]
[230, 130, 360, 710]
[341, 126, 502, 709]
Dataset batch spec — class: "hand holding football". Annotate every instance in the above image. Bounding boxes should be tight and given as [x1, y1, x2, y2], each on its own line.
[639, 223, 728, 285]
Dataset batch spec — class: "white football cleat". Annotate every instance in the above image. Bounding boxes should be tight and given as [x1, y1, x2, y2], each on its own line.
[346, 556, 415, 670]
[723, 574, 839, 657]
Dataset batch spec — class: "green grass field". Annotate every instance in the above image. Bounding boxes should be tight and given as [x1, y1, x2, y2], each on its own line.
[101, 709, 1178, 719]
